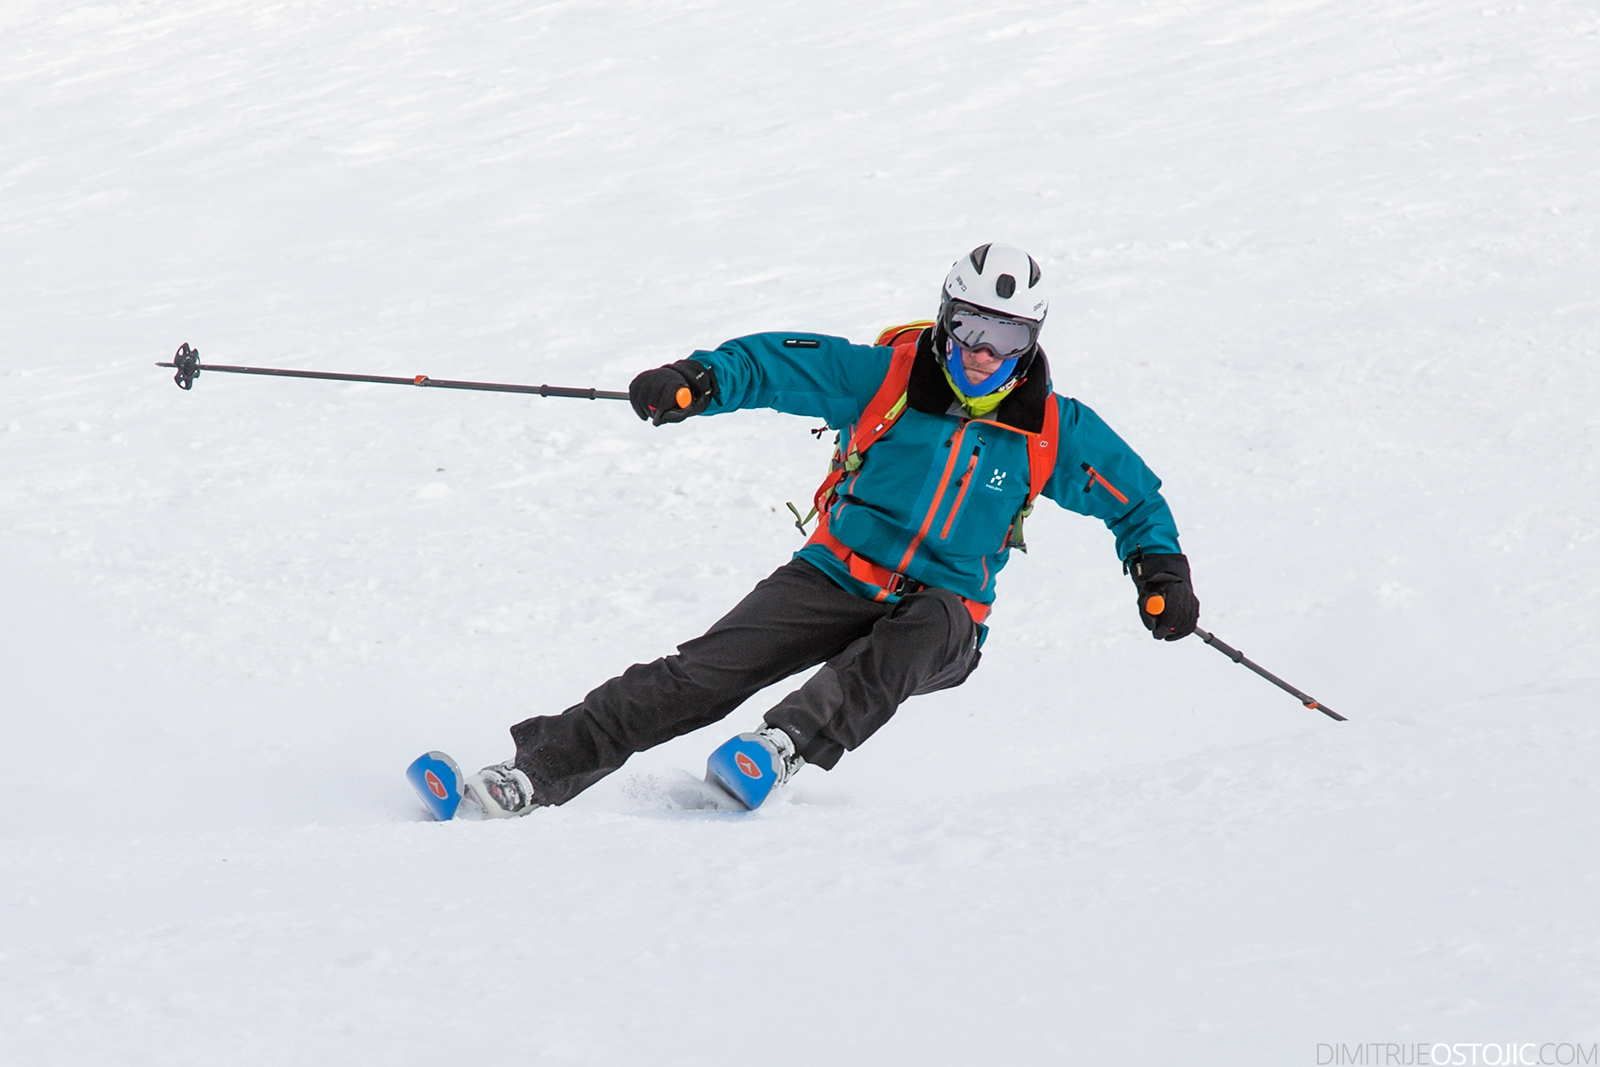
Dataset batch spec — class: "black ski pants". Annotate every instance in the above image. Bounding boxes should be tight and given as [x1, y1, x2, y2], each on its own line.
[509, 557, 981, 805]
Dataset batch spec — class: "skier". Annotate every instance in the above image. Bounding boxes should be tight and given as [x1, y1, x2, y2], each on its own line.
[428, 242, 1198, 816]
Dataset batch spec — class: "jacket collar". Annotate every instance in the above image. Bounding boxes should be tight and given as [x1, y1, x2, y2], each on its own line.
[908, 328, 1052, 434]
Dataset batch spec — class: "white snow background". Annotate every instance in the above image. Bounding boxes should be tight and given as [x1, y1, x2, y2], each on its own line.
[3, 0, 1598, 1062]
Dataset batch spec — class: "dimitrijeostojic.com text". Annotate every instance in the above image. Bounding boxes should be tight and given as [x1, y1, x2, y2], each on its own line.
[1317, 1044, 1599, 1066]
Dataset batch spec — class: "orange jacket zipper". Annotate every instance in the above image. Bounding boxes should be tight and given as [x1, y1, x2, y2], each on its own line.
[939, 446, 981, 541]
[1081, 463, 1129, 504]
[896, 422, 971, 573]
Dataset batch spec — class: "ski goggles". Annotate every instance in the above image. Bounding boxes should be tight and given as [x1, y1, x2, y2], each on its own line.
[942, 302, 1040, 359]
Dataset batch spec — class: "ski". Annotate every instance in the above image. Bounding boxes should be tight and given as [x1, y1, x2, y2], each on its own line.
[406, 751, 469, 820]
[704, 733, 781, 810]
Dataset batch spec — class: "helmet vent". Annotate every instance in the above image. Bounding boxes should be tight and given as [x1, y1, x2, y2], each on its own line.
[969, 243, 991, 273]
[1028, 256, 1042, 287]
[995, 273, 1016, 299]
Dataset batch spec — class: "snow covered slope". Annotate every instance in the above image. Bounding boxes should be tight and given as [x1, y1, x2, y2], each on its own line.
[2, 0, 1597, 1062]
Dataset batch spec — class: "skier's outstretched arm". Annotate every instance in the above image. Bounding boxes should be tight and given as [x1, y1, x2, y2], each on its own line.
[630, 332, 893, 428]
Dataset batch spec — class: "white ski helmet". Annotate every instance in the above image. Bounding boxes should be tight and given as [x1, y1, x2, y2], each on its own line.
[941, 242, 1048, 323]
[937, 243, 1048, 397]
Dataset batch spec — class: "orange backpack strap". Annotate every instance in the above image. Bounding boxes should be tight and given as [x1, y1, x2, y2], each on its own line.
[1028, 393, 1060, 502]
[1008, 393, 1060, 553]
[805, 327, 925, 517]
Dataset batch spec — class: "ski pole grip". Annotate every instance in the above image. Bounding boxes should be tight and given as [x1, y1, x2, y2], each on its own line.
[1145, 594, 1165, 616]
[675, 386, 692, 409]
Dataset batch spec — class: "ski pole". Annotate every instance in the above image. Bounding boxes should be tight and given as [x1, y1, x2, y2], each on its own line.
[1182, 616, 1346, 722]
[154, 342, 683, 406]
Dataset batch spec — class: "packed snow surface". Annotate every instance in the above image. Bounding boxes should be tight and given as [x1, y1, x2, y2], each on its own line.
[3, 0, 1598, 1062]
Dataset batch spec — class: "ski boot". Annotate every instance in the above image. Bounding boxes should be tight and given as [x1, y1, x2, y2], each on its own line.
[462, 761, 541, 819]
[705, 725, 804, 810]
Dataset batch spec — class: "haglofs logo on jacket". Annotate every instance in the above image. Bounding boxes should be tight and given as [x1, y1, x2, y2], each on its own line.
[986, 468, 1008, 492]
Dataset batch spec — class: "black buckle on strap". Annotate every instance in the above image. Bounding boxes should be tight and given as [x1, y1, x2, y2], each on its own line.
[883, 572, 923, 597]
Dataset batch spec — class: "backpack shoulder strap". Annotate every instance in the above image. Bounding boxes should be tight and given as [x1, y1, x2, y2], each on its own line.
[1027, 392, 1060, 503]
[804, 326, 926, 520]
[846, 338, 919, 458]
[1008, 392, 1060, 553]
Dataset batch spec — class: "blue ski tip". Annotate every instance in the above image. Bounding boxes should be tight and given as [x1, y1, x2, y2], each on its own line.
[705, 733, 778, 811]
[407, 751, 465, 820]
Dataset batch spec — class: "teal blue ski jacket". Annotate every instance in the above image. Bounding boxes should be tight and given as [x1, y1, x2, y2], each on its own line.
[691, 329, 1181, 612]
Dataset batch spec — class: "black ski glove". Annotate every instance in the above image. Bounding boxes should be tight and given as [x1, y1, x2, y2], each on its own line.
[1128, 552, 1199, 641]
[628, 359, 718, 425]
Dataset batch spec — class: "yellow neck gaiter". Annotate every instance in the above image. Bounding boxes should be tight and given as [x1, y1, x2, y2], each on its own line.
[941, 363, 1020, 419]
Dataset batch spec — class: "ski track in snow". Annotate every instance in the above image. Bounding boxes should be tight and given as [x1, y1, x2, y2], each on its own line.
[2, 0, 1598, 1062]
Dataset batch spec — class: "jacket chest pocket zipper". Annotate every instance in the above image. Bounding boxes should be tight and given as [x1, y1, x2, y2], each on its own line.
[894, 422, 974, 574]
[939, 446, 983, 540]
